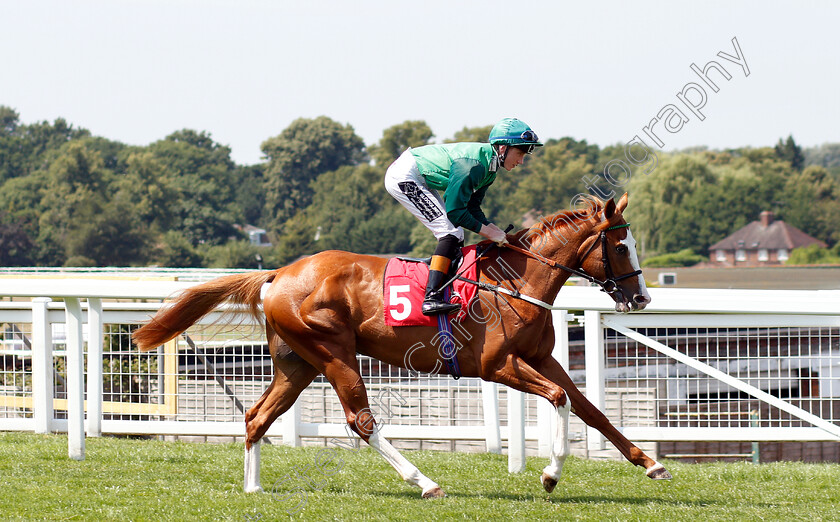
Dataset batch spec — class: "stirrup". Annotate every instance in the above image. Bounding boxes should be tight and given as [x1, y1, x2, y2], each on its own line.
[421, 297, 461, 316]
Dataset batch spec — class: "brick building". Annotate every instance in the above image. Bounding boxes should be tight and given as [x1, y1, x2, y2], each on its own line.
[709, 211, 826, 267]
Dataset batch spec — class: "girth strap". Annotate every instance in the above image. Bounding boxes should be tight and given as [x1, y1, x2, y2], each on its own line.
[436, 287, 462, 379]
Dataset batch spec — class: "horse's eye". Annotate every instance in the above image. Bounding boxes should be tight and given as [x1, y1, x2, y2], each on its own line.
[616, 245, 628, 255]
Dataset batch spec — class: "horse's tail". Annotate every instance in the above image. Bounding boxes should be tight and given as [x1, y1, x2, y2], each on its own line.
[133, 270, 280, 352]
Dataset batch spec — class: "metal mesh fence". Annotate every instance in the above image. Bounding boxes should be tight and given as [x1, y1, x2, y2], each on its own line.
[0, 322, 32, 418]
[604, 325, 840, 429]
[3, 304, 839, 459]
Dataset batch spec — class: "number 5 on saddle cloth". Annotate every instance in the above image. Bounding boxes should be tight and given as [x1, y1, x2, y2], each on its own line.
[383, 245, 480, 378]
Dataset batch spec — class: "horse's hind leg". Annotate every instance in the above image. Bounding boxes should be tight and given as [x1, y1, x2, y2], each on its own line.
[300, 336, 444, 499]
[245, 333, 319, 447]
[244, 328, 319, 492]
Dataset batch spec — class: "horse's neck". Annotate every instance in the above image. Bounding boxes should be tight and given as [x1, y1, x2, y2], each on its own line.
[516, 221, 596, 303]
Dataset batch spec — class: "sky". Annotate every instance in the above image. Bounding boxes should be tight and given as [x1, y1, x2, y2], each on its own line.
[2, 1, 838, 166]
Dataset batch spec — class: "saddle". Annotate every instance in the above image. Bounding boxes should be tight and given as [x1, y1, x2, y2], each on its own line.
[384, 246, 478, 327]
[396, 248, 464, 278]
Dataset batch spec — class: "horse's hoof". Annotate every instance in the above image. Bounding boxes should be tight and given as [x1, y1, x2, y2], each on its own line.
[422, 487, 446, 499]
[243, 485, 264, 493]
[540, 473, 558, 493]
[646, 464, 673, 480]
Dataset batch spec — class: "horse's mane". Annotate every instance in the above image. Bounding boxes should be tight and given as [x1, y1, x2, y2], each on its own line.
[509, 195, 606, 246]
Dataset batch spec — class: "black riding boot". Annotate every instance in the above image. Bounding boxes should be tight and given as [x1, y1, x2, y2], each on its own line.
[422, 268, 461, 316]
[422, 235, 462, 316]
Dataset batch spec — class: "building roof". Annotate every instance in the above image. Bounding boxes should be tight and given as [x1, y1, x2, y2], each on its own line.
[643, 266, 840, 290]
[239, 224, 267, 234]
[709, 211, 826, 251]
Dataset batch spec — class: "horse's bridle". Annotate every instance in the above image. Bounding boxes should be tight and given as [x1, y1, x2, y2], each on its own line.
[502, 223, 642, 303]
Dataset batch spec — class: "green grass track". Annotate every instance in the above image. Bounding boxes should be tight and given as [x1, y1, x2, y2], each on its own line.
[1, 432, 838, 521]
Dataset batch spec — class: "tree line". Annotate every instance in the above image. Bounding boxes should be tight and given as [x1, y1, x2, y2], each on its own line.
[1, 106, 838, 268]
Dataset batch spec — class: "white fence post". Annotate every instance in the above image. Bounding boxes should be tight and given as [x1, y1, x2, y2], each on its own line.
[86, 298, 103, 437]
[281, 399, 301, 447]
[64, 298, 85, 460]
[554, 309, 571, 370]
[31, 298, 53, 434]
[538, 309, 571, 456]
[584, 310, 606, 451]
[481, 381, 501, 453]
[507, 388, 526, 473]
[537, 398, 553, 458]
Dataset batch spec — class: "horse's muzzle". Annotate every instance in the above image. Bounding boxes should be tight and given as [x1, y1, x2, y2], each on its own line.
[614, 293, 650, 313]
[630, 293, 650, 311]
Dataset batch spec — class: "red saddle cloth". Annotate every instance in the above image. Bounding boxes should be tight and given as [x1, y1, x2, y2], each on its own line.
[384, 245, 479, 326]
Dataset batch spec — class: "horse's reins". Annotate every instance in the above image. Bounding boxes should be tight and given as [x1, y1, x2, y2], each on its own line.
[456, 223, 642, 309]
[435, 223, 642, 378]
[438, 225, 514, 292]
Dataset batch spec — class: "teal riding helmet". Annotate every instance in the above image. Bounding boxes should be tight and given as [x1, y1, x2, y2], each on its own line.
[489, 118, 543, 153]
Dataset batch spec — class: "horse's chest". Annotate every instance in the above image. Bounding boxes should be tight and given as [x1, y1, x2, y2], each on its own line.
[503, 314, 552, 351]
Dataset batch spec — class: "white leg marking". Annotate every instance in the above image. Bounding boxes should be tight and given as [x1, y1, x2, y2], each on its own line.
[646, 460, 666, 476]
[244, 441, 263, 493]
[542, 401, 571, 481]
[368, 431, 440, 495]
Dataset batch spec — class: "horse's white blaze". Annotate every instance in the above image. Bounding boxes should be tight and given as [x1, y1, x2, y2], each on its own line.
[244, 442, 263, 493]
[542, 401, 572, 481]
[368, 431, 440, 495]
[622, 229, 650, 302]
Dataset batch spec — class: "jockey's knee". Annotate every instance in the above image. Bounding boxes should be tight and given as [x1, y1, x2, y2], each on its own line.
[434, 234, 461, 257]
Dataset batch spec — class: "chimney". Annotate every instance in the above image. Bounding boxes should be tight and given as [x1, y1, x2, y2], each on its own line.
[760, 210, 774, 227]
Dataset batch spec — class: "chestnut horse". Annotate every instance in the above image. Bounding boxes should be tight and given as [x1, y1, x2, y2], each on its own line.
[133, 193, 671, 499]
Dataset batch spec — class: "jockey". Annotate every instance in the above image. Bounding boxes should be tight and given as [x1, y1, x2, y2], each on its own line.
[384, 117, 542, 316]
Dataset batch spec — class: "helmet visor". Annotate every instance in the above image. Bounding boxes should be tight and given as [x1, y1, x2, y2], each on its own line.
[513, 144, 536, 154]
[493, 130, 540, 144]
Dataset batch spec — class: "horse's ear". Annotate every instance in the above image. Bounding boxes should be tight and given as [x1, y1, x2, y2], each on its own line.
[603, 197, 617, 221]
[617, 192, 628, 213]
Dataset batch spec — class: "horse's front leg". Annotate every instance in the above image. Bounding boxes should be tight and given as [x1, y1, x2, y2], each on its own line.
[479, 352, 577, 491]
[483, 352, 671, 488]
[540, 400, 571, 493]
[533, 355, 672, 480]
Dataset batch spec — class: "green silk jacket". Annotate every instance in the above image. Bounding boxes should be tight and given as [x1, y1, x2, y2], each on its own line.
[409, 142, 498, 233]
